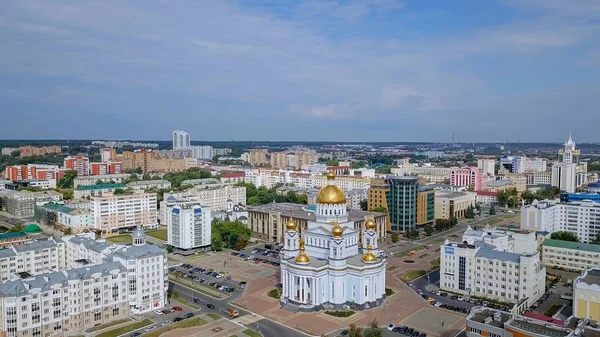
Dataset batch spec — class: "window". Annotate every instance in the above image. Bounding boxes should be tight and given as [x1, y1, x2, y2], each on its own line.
[470, 327, 481, 334]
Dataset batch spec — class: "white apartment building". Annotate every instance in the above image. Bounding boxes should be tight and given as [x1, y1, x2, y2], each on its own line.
[440, 240, 545, 313]
[477, 159, 496, 176]
[90, 192, 158, 233]
[165, 197, 212, 251]
[172, 130, 191, 150]
[18, 179, 56, 190]
[542, 239, 600, 272]
[512, 157, 547, 173]
[191, 145, 213, 160]
[525, 171, 552, 185]
[73, 174, 131, 188]
[0, 240, 63, 282]
[73, 183, 126, 199]
[243, 168, 371, 190]
[462, 226, 538, 255]
[0, 261, 130, 337]
[521, 200, 600, 243]
[161, 184, 245, 216]
[126, 180, 172, 191]
[38, 202, 91, 231]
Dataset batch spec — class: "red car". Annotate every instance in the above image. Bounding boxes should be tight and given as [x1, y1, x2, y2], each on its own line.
[172, 306, 183, 311]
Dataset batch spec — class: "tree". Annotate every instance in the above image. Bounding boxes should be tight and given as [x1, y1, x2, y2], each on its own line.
[489, 204, 496, 215]
[405, 229, 419, 240]
[551, 231, 579, 242]
[450, 215, 458, 226]
[142, 173, 152, 180]
[360, 199, 368, 211]
[348, 323, 363, 337]
[166, 245, 174, 253]
[64, 227, 73, 235]
[372, 207, 387, 213]
[391, 233, 399, 243]
[593, 233, 600, 245]
[62, 189, 73, 200]
[7, 223, 23, 233]
[424, 224, 434, 236]
[58, 170, 77, 189]
[466, 205, 475, 219]
[363, 319, 383, 337]
[520, 190, 535, 205]
[95, 179, 103, 185]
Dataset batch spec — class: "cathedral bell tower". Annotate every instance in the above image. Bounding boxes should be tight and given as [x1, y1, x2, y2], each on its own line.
[283, 218, 300, 259]
[361, 218, 378, 253]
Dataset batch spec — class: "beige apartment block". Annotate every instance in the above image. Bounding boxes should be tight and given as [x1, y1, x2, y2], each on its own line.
[434, 191, 476, 219]
[90, 192, 158, 234]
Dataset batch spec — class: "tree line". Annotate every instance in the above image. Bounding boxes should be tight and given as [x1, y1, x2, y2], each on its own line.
[236, 182, 308, 206]
[211, 219, 251, 251]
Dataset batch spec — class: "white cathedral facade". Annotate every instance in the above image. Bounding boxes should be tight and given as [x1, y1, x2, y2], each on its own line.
[279, 172, 387, 311]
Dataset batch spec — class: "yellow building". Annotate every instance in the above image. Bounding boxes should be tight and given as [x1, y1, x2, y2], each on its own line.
[574, 268, 600, 321]
[367, 179, 390, 231]
[496, 173, 527, 192]
[249, 149, 268, 167]
[270, 152, 287, 169]
[416, 186, 435, 226]
[122, 151, 195, 173]
[434, 191, 476, 219]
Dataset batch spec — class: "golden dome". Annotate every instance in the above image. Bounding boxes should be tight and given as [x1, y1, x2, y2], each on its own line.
[316, 172, 346, 205]
[295, 240, 309, 264]
[331, 222, 345, 238]
[362, 245, 377, 263]
[286, 218, 297, 231]
[365, 218, 376, 231]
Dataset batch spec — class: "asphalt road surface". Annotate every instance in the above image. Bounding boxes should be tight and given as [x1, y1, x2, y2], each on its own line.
[170, 281, 308, 337]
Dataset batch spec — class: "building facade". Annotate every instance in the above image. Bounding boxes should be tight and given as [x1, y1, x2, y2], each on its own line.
[18, 146, 61, 157]
[90, 192, 158, 234]
[90, 161, 122, 175]
[434, 191, 476, 219]
[573, 268, 600, 321]
[248, 150, 268, 167]
[279, 172, 386, 311]
[64, 156, 90, 177]
[165, 197, 212, 252]
[477, 159, 496, 176]
[542, 239, 600, 272]
[450, 167, 483, 191]
[74, 184, 127, 199]
[385, 176, 419, 232]
[161, 184, 245, 215]
[172, 130, 191, 150]
[416, 185, 435, 226]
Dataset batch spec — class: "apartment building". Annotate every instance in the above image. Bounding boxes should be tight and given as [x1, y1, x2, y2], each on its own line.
[90, 192, 158, 234]
[5, 165, 66, 185]
[434, 191, 476, 219]
[0, 191, 36, 218]
[1, 147, 18, 156]
[191, 145, 213, 160]
[126, 180, 171, 191]
[466, 306, 595, 337]
[220, 173, 245, 184]
[574, 268, 600, 321]
[74, 183, 126, 199]
[161, 184, 245, 217]
[248, 149, 268, 167]
[18, 146, 61, 157]
[90, 161, 122, 175]
[35, 202, 91, 232]
[73, 174, 130, 188]
[463, 226, 538, 255]
[247, 202, 386, 243]
[165, 197, 212, 252]
[100, 148, 117, 162]
[521, 200, 600, 243]
[172, 130, 191, 149]
[64, 156, 90, 176]
[525, 171, 552, 185]
[440, 240, 545, 312]
[477, 159, 496, 176]
[13, 179, 56, 190]
[0, 239, 62, 282]
[122, 151, 197, 173]
[270, 152, 288, 169]
[476, 191, 499, 205]
[542, 239, 600, 272]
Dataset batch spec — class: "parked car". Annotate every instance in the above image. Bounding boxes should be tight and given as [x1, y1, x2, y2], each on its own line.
[172, 306, 183, 311]
[154, 310, 163, 315]
[387, 324, 395, 331]
[207, 303, 215, 309]
[161, 320, 172, 327]
[184, 313, 194, 319]
[173, 317, 183, 322]
[129, 333, 142, 337]
[144, 326, 156, 332]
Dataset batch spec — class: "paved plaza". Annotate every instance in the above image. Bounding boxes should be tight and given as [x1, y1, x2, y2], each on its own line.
[162, 317, 247, 337]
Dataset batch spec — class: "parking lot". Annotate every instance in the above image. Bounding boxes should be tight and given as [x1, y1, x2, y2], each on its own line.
[234, 243, 282, 266]
[170, 264, 246, 295]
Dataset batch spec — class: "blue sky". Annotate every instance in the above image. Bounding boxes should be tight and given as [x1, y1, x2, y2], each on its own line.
[1, 0, 599, 142]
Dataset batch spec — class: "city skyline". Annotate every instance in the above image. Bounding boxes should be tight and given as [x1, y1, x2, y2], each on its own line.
[1, 1, 599, 142]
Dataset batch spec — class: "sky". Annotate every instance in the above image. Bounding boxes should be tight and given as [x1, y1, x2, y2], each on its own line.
[1, 0, 599, 143]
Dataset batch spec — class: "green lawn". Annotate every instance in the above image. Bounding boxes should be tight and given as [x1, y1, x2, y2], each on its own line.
[144, 317, 207, 337]
[484, 218, 505, 225]
[398, 270, 427, 283]
[106, 235, 132, 244]
[86, 318, 131, 332]
[147, 229, 168, 241]
[207, 313, 221, 320]
[243, 329, 263, 337]
[95, 319, 153, 337]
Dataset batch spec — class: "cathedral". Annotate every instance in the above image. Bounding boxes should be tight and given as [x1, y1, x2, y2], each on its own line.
[279, 172, 387, 311]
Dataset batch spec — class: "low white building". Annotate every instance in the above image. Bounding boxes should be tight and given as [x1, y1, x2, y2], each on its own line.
[37, 202, 91, 231]
[74, 183, 127, 199]
[165, 196, 212, 252]
[476, 191, 498, 205]
[73, 173, 131, 188]
[542, 239, 600, 272]
[462, 226, 537, 255]
[16, 179, 56, 190]
[439, 238, 545, 313]
[127, 180, 171, 191]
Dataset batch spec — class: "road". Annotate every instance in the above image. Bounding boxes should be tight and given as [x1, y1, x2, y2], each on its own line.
[170, 281, 308, 337]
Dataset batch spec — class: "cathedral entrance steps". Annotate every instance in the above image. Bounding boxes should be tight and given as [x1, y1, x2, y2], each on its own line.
[317, 311, 365, 325]
[281, 302, 301, 313]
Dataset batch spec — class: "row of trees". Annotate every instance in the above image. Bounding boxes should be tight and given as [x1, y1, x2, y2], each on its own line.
[211, 219, 252, 251]
[497, 186, 561, 208]
[236, 182, 308, 206]
[347, 319, 383, 337]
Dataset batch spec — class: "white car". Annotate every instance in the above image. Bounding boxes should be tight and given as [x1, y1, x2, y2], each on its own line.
[154, 310, 163, 315]
[457, 296, 464, 301]
[145, 326, 156, 332]
[435, 291, 442, 296]
[434, 302, 442, 307]
[161, 320, 172, 327]
[387, 324, 395, 331]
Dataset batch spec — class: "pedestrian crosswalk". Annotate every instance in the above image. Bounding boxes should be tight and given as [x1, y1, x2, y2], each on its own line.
[235, 314, 262, 325]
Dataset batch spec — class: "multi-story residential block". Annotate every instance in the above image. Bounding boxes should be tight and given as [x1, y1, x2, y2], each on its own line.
[466, 306, 594, 337]
[477, 159, 496, 176]
[90, 192, 158, 233]
[0, 239, 62, 282]
[0, 232, 35, 248]
[100, 147, 117, 162]
[270, 152, 288, 169]
[63, 156, 90, 177]
[440, 239, 545, 313]
[5, 165, 66, 185]
[542, 239, 600, 272]
[73, 174, 130, 188]
[74, 183, 127, 199]
[434, 191, 476, 219]
[191, 145, 213, 160]
[18, 145, 62, 157]
[90, 161, 122, 175]
[213, 148, 232, 156]
[122, 151, 197, 173]
[220, 173, 245, 184]
[161, 184, 245, 217]
[35, 202, 91, 232]
[248, 149, 268, 167]
[172, 130, 191, 149]
[573, 267, 600, 321]
[126, 180, 171, 191]
[247, 202, 386, 243]
[0, 191, 36, 218]
[512, 157, 547, 173]
[0, 147, 18, 155]
[451, 166, 483, 191]
[521, 200, 600, 243]
[165, 196, 212, 252]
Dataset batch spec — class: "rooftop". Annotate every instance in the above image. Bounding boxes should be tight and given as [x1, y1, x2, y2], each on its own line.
[75, 183, 126, 191]
[475, 247, 521, 263]
[576, 268, 600, 287]
[127, 180, 170, 186]
[0, 231, 30, 241]
[41, 202, 74, 213]
[468, 307, 512, 328]
[544, 239, 600, 254]
[247, 202, 385, 222]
